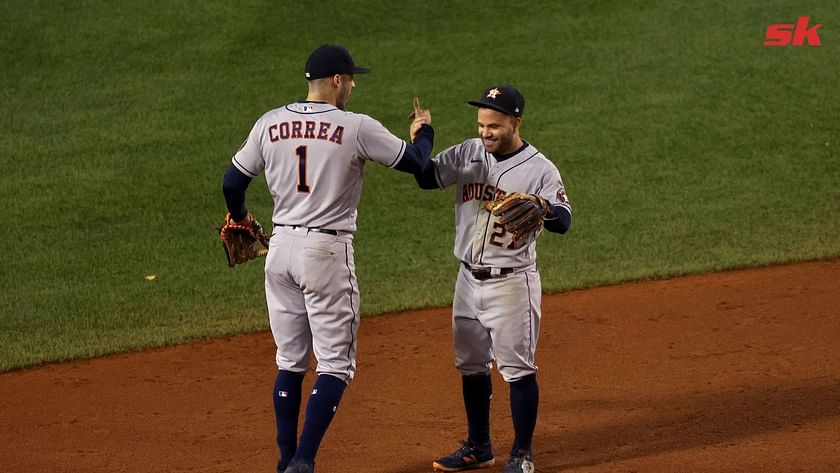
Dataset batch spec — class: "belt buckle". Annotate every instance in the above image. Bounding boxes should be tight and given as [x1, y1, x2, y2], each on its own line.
[470, 267, 514, 280]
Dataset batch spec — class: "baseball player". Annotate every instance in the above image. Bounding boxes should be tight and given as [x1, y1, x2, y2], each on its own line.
[221, 44, 434, 473]
[412, 85, 572, 473]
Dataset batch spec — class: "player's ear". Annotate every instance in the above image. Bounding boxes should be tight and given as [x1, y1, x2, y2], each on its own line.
[331, 74, 342, 88]
[511, 116, 522, 133]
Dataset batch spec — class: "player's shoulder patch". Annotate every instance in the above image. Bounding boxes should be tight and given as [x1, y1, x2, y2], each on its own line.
[557, 189, 569, 204]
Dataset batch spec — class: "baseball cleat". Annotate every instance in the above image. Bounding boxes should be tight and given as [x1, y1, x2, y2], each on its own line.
[284, 457, 315, 473]
[432, 439, 495, 471]
[502, 448, 534, 473]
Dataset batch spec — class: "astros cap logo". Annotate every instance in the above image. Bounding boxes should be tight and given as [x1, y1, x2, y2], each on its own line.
[468, 85, 525, 117]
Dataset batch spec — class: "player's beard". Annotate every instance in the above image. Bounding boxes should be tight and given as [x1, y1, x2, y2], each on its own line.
[483, 129, 516, 154]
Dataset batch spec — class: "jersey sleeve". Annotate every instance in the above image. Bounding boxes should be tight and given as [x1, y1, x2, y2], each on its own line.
[537, 164, 571, 214]
[431, 142, 464, 189]
[231, 118, 265, 177]
[356, 115, 407, 168]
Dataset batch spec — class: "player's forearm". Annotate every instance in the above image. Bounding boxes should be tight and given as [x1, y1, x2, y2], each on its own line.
[222, 164, 253, 221]
[543, 206, 571, 234]
[393, 124, 434, 174]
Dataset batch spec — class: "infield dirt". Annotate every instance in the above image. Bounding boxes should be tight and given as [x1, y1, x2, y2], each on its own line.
[2, 260, 839, 472]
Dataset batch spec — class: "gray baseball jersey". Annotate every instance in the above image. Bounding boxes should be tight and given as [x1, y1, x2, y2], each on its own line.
[431, 138, 571, 268]
[232, 101, 407, 233]
[232, 101, 411, 381]
[430, 137, 571, 382]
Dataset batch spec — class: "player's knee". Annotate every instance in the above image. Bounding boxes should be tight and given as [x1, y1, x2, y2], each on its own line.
[509, 372, 537, 386]
[455, 354, 492, 375]
[315, 361, 355, 384]
[498, 366, 537, 383]
[276, 353, 310, 373]
[456, 364, 491, 377]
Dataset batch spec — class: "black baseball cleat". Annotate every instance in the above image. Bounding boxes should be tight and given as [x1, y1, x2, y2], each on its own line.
[502, 448, 534, 473]
[432, 439, 495, 471]
[284, 457, 315, 473]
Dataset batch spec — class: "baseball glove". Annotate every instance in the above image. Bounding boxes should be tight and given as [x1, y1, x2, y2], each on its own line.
[485, 192, 551, 243]
[218, 212, 270, 267]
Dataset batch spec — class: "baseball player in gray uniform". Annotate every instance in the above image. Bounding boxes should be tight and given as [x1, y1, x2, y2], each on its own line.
[413, 85, 572, 473]
[221, 44, 434, 473]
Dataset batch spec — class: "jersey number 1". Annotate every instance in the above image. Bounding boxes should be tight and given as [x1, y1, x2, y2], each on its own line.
[296, 146, 311, 193]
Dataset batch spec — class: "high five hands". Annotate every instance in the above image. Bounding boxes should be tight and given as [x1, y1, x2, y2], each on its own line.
[409, 97, 431, 143]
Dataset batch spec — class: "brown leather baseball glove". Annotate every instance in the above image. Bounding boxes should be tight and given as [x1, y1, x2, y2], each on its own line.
[218, 212, 269, 267]
[485, 192, 551, 243]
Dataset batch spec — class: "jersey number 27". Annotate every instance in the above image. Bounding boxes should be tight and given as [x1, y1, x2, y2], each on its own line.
[489, 222, 518, 249]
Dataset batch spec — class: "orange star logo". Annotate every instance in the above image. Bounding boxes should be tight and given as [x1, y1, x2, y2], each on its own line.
[487, 88, 501, 99]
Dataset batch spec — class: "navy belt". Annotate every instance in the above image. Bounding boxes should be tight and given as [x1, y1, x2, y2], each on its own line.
[462, 262, 514, 281]
[274, 224, 338, 236]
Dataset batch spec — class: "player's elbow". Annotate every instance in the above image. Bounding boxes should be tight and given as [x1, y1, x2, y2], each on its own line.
[222, 165, 252, 195]
[415, 175, 439, 190]
[411, 161, 440, 190]
[222, 179, 236, 197]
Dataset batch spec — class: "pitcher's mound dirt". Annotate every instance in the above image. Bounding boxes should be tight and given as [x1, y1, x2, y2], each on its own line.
[2, 260, 839, 472]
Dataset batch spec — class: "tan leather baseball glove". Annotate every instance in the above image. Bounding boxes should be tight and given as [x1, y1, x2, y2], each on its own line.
[218, 212, 269, 267]
[485, 192, 551, 243]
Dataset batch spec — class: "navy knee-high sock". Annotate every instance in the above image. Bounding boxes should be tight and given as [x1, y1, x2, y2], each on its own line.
[295, 374, 347, 462]
[462, 374, 492, 448]
[274, 370, 305, 472]
[509, 374, 539, 452]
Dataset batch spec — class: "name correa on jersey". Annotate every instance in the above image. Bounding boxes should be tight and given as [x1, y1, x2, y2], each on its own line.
[268, 120, 345, 145]
[463, 182, 507, 203]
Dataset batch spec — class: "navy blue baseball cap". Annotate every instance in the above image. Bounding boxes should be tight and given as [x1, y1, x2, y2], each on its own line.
[305, 44, 370, 80]
[468, 85, 525, 117]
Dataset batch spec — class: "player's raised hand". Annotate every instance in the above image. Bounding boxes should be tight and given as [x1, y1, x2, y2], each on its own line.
[408, 97, 431, 124]
[409, 97, 431, 143]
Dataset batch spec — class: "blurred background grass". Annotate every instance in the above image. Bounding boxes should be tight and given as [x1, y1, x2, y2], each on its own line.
[1, 0, 837, 370]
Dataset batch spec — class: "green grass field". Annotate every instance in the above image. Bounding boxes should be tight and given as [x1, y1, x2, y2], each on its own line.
[1, 0, 838, 371]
